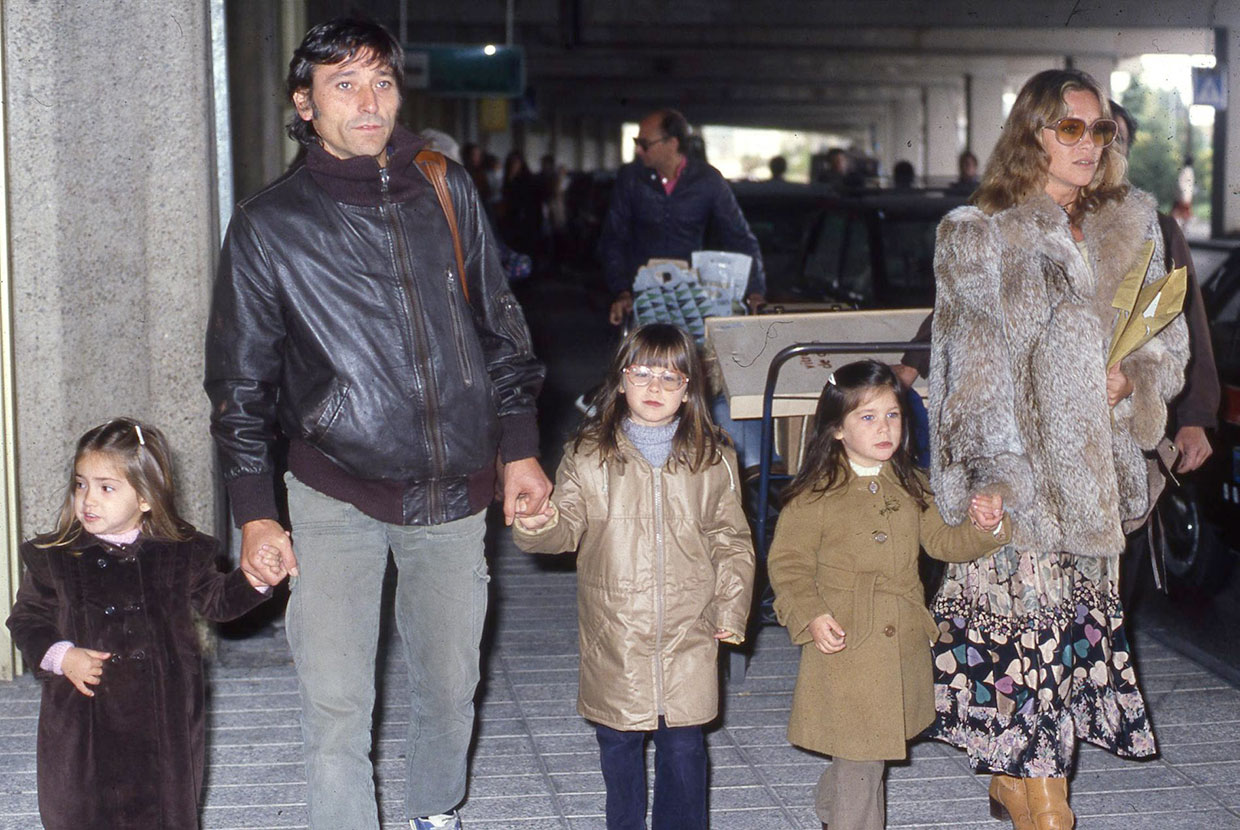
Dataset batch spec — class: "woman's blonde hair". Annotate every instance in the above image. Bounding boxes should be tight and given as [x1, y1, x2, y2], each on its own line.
[973, 68, 1128, 218]
[575, 323, 727, 471]
[39, 418, 193, 548]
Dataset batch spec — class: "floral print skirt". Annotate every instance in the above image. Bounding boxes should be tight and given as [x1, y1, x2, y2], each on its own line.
[929, 545, 1156, 777]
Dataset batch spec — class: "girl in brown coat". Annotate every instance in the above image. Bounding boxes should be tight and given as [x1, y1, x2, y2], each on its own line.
[768, 361, 1008, 830]
[514, 324, 754, 830]
[5, 419, 275, 829]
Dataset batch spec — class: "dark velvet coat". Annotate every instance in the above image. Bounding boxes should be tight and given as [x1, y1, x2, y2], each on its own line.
[5, 531, 269, 830]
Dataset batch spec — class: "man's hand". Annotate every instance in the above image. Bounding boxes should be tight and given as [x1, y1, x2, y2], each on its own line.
[62, 647, 110, 697]
[502, 458, 553, 527]
[514, 501, 556, 532]
[1174, 425, 1213, 473]
[891, 364, 920, 389]
[1107, 364, 1133, 407]
[807, 613, 846, 654]
[608, 292, 634, 326]
[242, 518, 297, 583]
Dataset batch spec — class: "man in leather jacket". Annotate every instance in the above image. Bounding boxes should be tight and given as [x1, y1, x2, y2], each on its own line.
[599, 109, 766, 326]
[204, 19, 550, 830]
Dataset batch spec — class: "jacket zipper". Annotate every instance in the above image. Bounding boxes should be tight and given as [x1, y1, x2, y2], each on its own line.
[381, 166, 444, 520]
[445, 267, 476, 387]
[652, 467, 666, 717]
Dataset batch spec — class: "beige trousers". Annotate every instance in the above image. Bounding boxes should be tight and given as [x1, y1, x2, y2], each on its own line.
[814, 757, 886, 829]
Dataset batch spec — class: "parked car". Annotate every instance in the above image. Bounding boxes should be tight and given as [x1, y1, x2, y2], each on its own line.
[730, 182, 969, 308]
[1159, 242, 1240, 590]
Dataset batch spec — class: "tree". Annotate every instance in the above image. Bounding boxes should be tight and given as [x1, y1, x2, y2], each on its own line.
[1121, 79, 1186, 212]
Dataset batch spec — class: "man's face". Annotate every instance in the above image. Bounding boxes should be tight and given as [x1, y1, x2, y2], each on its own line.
[634, 114, 677, 170]
[293, 52, 400, 165]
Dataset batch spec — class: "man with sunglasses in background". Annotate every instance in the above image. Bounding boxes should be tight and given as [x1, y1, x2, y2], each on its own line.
[599, 108, 766, 326]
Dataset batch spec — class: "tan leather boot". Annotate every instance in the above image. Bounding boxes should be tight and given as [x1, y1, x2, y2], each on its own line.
[988, 774, 1034, 830]
[1023, 777, 1075, 829]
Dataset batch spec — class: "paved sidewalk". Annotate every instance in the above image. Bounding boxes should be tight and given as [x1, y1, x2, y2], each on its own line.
[2, 525, 1240, 829]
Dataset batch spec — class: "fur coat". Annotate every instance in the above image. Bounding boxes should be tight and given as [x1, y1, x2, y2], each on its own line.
[928, 190, 1189, 557]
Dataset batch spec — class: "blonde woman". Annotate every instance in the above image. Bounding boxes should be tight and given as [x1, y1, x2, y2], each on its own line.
[926, 69, 1189, 829]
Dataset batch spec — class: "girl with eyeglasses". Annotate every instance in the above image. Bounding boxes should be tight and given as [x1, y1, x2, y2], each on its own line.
[926, 69, 1189, 828]
[513, 323, 754, 830]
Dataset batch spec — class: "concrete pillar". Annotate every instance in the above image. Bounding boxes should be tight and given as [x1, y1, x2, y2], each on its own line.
[925, 83, 965, 182]
[1220, 26, 1240, 235]
[3, 3, 220, 535]
[966, 58, 1008, 169]
[892, 90, 924, 182]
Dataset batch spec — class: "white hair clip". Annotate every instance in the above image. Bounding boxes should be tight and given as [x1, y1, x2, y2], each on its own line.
[134, 424, 146, 446]
[827, 373, 836, 386]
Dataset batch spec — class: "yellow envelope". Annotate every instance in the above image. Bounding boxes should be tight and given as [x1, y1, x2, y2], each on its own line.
[1107, 264, 1187, 369]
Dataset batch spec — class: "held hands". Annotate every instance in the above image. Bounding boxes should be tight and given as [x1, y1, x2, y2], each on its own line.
[513, 500, 556, 531]
[62, 647, 110, 697]
[807, 613, 846, 654]
[1106, 364, 1134, 407]
[241, 519, 297, 587]
[502, 458, 553, 527]
[968, 493, 1005, 532]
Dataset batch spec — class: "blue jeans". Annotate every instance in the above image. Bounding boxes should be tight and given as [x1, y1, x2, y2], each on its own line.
[711, 393, 764, 469]
[594, 719, 707, 830]
[284, 474, 489, 829]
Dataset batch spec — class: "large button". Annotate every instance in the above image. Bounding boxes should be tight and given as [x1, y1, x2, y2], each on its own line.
[868, 481, 879, 494]
[103, 605, 117, 616]
[108, 654, 122, 664]
[121, 555, 137, 565]
[883, 625, 896, 637]
[96, 557, 108, 568]
[873, 532, 888, 543]
[131, 650, 146, 661]
[124, 603, 142, 613]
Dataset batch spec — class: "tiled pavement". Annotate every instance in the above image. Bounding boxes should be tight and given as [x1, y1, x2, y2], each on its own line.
[3, 522, 1240, 829]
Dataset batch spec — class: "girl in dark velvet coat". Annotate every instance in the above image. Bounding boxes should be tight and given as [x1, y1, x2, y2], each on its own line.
[5, 419, 275, 830]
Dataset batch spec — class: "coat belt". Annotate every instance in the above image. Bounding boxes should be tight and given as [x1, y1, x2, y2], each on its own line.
[817, 565, 936, 648]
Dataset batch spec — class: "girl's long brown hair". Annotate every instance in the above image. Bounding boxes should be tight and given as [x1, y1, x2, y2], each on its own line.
[38, 418, 193, 548]
[782, 360, 928, 509]
[972, 68, 1128, 220]
[575, 323, 728, 471]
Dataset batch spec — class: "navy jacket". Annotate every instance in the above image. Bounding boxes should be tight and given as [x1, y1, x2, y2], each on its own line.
[599, 159, 765, 297]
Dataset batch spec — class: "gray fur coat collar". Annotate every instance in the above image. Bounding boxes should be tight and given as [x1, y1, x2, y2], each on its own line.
[928, 190, 1189, 557]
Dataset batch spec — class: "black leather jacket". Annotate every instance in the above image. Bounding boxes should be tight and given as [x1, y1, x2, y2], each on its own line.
[205, 129, 544, 526]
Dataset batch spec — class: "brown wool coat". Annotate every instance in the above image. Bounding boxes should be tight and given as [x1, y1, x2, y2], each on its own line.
[6, 532, 269, 830]
[767, 466, 1008, 761]
[928, 191, 1189, 555]
[513, 437, 754, 731]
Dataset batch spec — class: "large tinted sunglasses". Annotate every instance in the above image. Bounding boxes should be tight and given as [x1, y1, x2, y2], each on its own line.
[633, 135, 672, 152]
[1042, 116, 1118, 148]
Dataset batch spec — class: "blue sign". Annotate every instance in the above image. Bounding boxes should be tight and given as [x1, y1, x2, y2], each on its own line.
[1192, 66, 1228, 110]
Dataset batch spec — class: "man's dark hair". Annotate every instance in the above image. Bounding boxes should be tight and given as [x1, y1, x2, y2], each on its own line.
[1109, 99, 1139, 146]
[285, 18, 404, 147]
[654, 109, 691, 154]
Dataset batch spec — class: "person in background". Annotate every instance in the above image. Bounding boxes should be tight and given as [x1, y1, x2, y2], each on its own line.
[769, 154, 788, 181]
[947, 150, 980, 196]
[892, 160, 916, 189]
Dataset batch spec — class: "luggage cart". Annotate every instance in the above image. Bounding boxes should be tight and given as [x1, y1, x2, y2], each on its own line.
[727, 339, 929, 679]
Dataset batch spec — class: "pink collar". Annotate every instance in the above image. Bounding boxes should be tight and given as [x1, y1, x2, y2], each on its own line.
[97, 528, 141, 546]
[662, 156, 688, 195]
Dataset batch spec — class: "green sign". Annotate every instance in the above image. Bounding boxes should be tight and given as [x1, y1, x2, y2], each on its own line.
[405, 44, 525, 98]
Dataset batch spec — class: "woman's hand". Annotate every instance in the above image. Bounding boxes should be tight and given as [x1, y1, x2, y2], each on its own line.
[968, 493, 1005, 532]
[1107, 364, 1134, 407]
[61, 647, 110, 697]
[807, 613, 846, 654]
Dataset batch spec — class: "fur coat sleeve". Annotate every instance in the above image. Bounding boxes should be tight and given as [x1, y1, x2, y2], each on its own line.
[929, 191, 1188, 557]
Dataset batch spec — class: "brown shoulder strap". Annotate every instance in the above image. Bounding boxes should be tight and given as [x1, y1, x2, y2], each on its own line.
[414, 148, 470, 305]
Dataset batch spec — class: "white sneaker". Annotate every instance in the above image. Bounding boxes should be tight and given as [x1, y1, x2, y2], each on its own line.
[410, 811, 461, 830]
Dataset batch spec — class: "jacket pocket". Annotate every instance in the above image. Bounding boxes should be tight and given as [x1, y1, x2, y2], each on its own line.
[446, 266, 478, 388]
[304, 381, 351, 444]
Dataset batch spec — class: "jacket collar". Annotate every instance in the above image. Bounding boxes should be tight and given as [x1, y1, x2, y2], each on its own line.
[304, 124, 430, 207]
